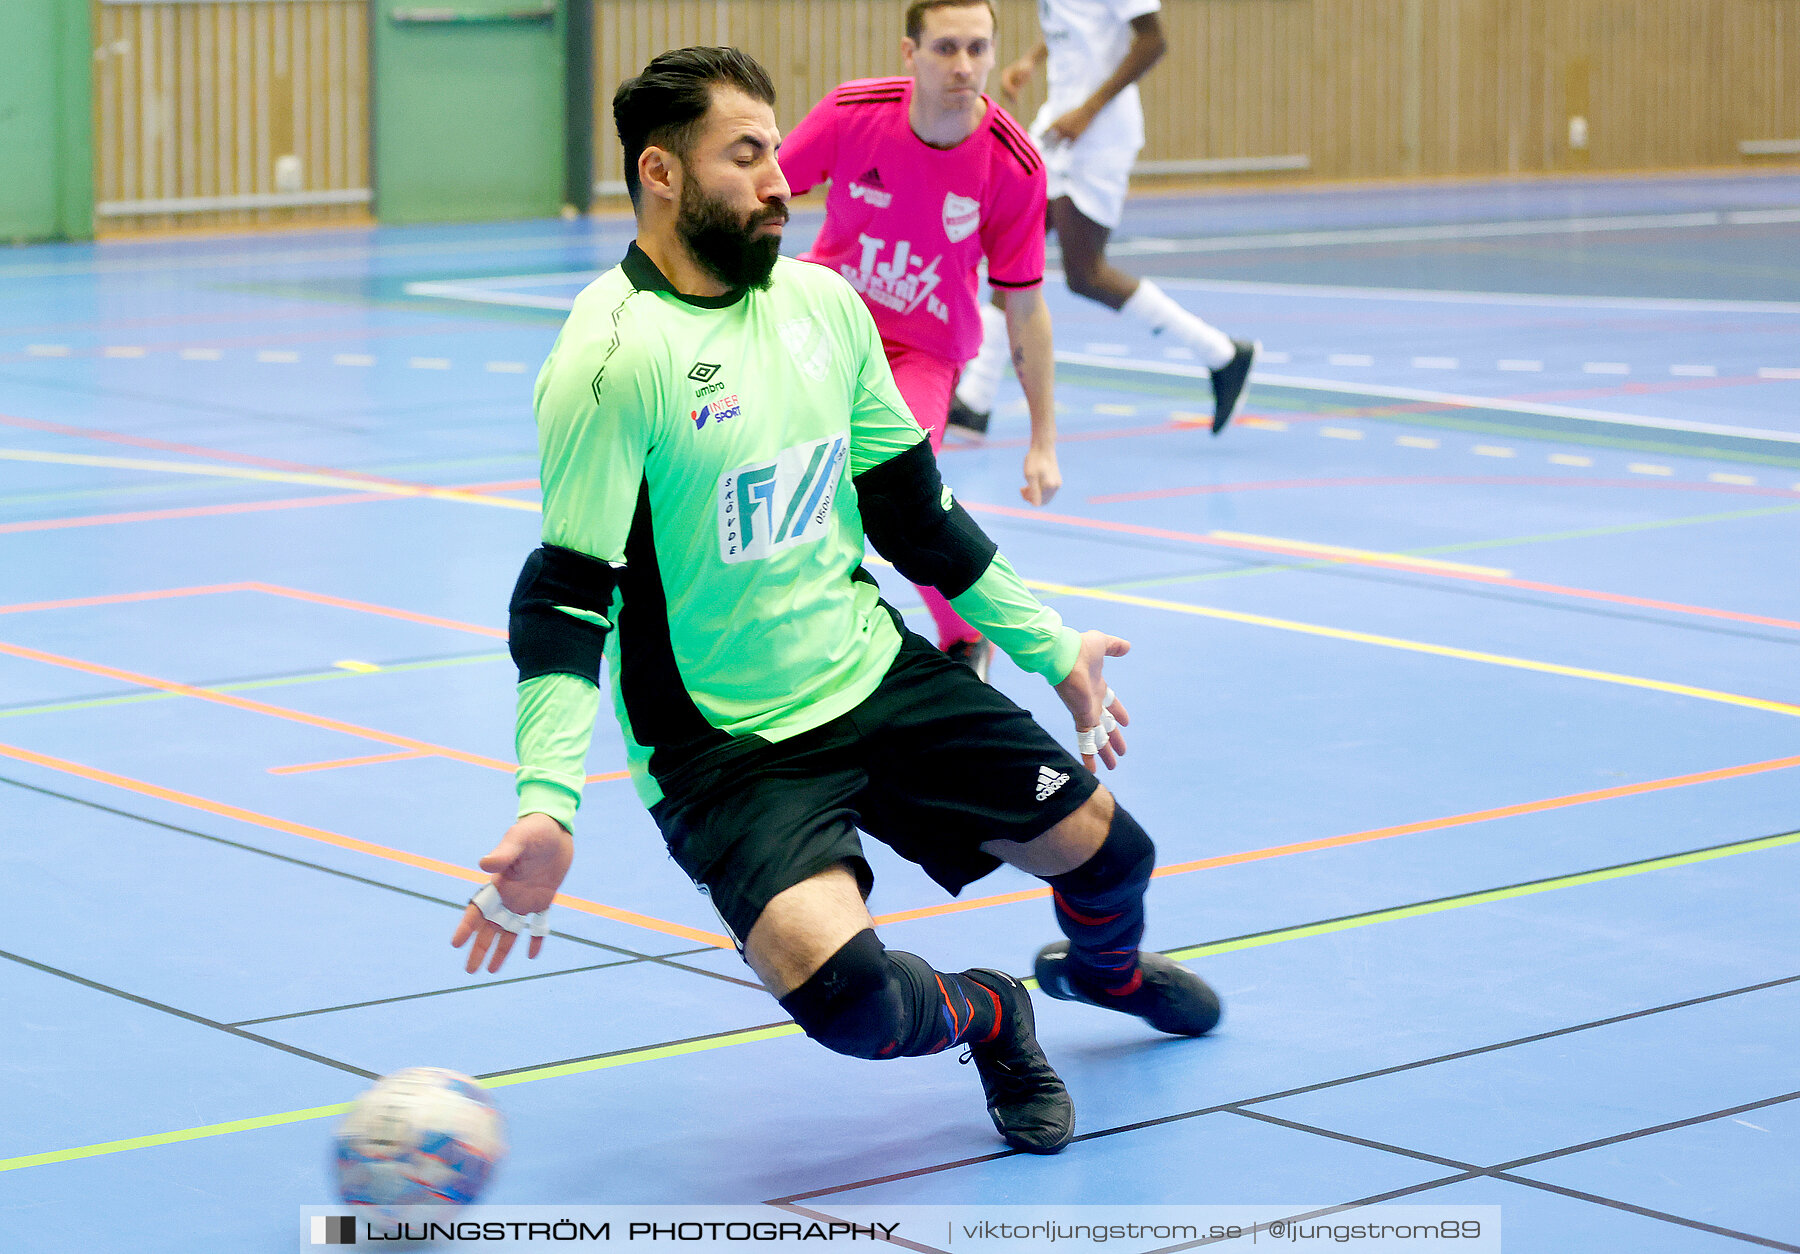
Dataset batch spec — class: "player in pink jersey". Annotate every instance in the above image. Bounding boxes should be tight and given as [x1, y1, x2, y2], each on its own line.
[781, 0, 1059, 679]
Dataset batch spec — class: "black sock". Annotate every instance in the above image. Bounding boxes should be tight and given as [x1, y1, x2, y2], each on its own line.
[1044, 804, 1155, 995]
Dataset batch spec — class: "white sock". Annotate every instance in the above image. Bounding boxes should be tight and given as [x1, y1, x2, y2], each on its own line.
[955, 303, 1011, 415]
[1122, 279, 1235, 369]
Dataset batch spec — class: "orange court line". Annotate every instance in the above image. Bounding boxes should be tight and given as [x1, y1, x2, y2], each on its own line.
[243, 582, 508, 640]
[268, 750, 432, 775]
[869, 750, 1800, 926]
[963, 499, 1800, 634]
[0, 582, 259, 616]
[0, 637, 517, 773]
[0, 740, 728, 947]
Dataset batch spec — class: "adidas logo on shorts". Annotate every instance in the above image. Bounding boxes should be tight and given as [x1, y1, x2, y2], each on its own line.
[1036, 765, 1070, 801]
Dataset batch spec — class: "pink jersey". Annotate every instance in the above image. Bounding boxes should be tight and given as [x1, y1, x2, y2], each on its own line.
[780, 76, 1047, 364]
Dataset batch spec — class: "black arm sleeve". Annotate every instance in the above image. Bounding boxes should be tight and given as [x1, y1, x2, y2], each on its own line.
[507, 544, 622, 684]
[853, 440, 998, 599]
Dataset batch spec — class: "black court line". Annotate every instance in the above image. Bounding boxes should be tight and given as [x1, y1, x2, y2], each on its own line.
[766, 971, 1800, 1206]
[228, 954, 702, 1027]
[0, 773, 763, 992]
[0, 946, 377, 1080]
[1231, 1102, 1800, 1252]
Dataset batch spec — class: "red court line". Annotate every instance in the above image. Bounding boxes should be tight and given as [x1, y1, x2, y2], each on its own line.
[0, 411, 447, 489]
[965, 497, 1800, 633]
[869, 750, 1800, 926]
[0, 490, 394, 535]
[243, 582, 508, 640]
[0, 582, 258, 616]
[0, 637, 520, 773]
[0, 739, 727, 947]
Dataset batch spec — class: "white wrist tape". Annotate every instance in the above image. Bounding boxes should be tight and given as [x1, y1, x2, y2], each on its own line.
[470, 883, 550, 938]
[1075, 688, 1119, 756]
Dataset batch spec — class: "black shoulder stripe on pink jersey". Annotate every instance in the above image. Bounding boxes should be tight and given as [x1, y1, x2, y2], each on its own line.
[988, 122, 1042, 176]
[836, 92, 905, 107]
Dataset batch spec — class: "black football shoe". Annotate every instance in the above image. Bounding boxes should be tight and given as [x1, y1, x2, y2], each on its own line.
[1035, 942, 1222, 1037]
[961, 969, 1075, 1154]
[946, 396, 991, 438]
[1209, 339, 1259, 435]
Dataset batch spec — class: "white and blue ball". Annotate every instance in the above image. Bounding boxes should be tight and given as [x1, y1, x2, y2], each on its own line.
[333, 1067, 506, 1214]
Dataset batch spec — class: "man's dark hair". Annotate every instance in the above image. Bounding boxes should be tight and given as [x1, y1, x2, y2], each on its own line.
[904, 0, 996, 42]
[612, 46, 777, 207]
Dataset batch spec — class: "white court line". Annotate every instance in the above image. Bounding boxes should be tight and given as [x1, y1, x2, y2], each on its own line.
[1137, 274, 1800, 315]
[1053, 350, 1800, 445]
[1099, 208, 1800, 257]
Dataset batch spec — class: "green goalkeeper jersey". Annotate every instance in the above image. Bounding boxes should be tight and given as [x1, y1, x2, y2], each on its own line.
[515, 244, 1080, 822]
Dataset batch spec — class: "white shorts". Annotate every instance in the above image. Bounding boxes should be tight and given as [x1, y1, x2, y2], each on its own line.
[1030, 106, 1140, 231]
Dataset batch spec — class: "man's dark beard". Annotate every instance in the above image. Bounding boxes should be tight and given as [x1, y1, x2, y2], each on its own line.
[676, 175, 786, 292]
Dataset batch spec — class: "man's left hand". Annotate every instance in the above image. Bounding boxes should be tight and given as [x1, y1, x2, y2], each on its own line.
[1053, 630, 1130, 770]
[1021, 445, 1062, 505]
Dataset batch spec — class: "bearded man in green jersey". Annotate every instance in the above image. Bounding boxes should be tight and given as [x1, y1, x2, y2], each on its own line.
[451, 45, 1220, 1156]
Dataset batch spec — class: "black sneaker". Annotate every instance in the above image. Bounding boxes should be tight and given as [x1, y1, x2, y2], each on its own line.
[946, 396, 991, 438]
[945, 636, 993, 682]
[1034, 942, 1221, 1037]
[960, 969, 1074, 1154]
[1209, 339, 1259, 435]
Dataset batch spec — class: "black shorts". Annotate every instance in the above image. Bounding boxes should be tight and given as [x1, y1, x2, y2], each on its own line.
[648, 626, 1099, 947]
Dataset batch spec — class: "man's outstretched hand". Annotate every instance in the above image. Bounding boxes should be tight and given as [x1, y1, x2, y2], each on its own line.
[1053, 630, 1131, 771]
[451, 812, 574, 974]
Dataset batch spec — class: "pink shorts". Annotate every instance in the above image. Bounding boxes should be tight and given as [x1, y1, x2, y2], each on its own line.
[883, 342, 960, 453]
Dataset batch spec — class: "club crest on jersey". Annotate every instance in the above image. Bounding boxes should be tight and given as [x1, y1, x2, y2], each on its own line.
[691, 394, 742, 429]
[778, 317, 833, 382]
[718, 435, 848, 562]
[942, 192, 980, 243]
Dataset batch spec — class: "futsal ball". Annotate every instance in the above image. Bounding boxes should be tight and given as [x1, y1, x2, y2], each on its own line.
[333, 1067, 506, 1214]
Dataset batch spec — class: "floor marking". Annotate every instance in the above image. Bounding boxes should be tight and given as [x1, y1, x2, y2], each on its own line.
[1168, 828, 1800, 964]
[1093, 403, 1137, 416]
[1142, 272, 1800, 315]
[967, 500, 1800, 631]
[1082, 342, 1131, 356]
[1086, 473, 1799, 506]
[1239, 416, 1287, 430]
[1760, 367, 1800, 380]
[102, 346, 145, 358]
[1710, 472, 1758, 486]
[1548, 453, 1593, 466]
[1057, 352, 1800, 447]
[485, 361, 528, 373]
[255, 350, 298, 363]
[331, 659, 380, 674]
[1019, 577, 1800, 716]
[18, 820, 1797, 1174]
[1204, 529, 1510, 576]
[178, 348, 221, 361]
[332, 353, 375, 367]
[0, 637, 521, 772]
[0, 740, 726, 949]
[1473, 445, 1516, 457]
[267, 749, 430, 775]
[1583, 362, 1631, 375]
[1498, 360, 1543, 372]
[1413, 357, 1458, 370]
[0, 448, 539, 511]
[872, 755, 1800, 925]
[1671, 364, 1718, 377]
[1329, 354, 1373, 366]
[1320, 426, 1364, 439]
[1260, 350, 1291, 364]
[1397, 436, 1439, 448]
[1629, 462, 1675, 476]
[26, 345, 70, 356]
[409, 356, 451, 370]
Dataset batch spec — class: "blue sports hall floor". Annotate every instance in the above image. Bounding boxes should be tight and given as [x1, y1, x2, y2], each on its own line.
[2, 169, 1797, 1252]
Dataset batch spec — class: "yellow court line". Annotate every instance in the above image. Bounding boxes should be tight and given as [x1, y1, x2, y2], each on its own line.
[0, 448, 539, 512]
[1024, 579, 1800, 720]
[1206, 529, 1512, 577]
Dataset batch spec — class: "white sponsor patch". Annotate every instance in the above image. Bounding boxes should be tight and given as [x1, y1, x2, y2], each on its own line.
[1036, 765, 1070, 801]
[943, 192, 981, 243]
[718, 435, 848, 563]
[847, 181, 893, 208]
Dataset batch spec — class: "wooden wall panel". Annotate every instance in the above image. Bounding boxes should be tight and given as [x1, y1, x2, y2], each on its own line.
[91, 0, 368, 233]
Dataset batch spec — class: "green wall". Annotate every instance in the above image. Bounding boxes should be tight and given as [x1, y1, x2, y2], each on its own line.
[372, 0, 568, 224]
[0, 0, 94, 242]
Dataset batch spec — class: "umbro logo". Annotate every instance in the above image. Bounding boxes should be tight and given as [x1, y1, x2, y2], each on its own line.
[687, 361, 721, 383]
[1035, 766, 1070, 802]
